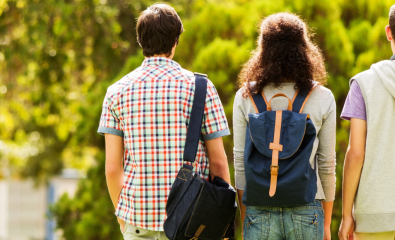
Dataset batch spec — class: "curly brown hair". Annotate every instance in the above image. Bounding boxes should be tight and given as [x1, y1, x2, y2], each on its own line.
[239, 13, 327, 96]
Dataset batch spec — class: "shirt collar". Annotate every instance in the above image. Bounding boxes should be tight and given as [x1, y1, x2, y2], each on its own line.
[390, 54, 395, 60]
[142, 57, 181, 68]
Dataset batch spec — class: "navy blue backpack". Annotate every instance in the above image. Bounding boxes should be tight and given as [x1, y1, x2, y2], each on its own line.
[243, 86, 318, 207]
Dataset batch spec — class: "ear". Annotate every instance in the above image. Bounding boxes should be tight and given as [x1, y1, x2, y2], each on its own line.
[386, 25, 393, 41]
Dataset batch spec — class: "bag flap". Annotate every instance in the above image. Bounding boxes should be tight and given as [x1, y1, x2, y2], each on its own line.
[248, 111, 308, 159]
[164, 164, 204, 239]
[185, 179, 237, 239]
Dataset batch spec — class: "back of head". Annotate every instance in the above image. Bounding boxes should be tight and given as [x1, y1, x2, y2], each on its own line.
[239, 12, 327, 96]
[389, 4, 395, 41]
[136, 4, 184, 57]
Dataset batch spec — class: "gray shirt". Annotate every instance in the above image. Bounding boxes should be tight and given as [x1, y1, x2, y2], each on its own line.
[233, 82, 336, 202]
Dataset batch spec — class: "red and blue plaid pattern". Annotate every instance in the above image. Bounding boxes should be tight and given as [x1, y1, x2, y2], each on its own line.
[98, 57, 230, 231]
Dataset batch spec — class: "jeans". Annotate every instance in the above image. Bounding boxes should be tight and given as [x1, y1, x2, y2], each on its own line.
[243, 200, 324, 240]
[121, 222, 169, 240]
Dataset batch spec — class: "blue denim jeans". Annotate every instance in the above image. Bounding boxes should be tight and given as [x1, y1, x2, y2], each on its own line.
[243, 200, 324, 240]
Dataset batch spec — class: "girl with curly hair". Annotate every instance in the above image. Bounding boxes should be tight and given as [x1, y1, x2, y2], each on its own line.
[233, 13, 335, 240]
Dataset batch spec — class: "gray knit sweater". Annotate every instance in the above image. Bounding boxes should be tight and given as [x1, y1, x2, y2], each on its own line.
[233, 82, 336, 202]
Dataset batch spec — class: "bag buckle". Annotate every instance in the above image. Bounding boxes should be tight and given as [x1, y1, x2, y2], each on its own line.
[194, 72, 208, 77]
[270, 165, 279, 176]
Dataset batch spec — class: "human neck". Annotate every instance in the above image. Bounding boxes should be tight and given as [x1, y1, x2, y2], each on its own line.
[150, 54, 172, 59]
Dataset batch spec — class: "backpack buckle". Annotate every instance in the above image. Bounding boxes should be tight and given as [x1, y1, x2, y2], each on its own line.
[270, 165, 279, 176]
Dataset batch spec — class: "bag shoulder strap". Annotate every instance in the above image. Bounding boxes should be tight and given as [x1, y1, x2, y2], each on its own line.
[292, 90, 307, 113]
[292, 83, 318, 113]
[248, 90, 268, 113]
[183, 73, 208, 163]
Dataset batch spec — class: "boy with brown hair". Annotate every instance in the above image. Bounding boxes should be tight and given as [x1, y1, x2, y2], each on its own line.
[98, 4, 231, 239]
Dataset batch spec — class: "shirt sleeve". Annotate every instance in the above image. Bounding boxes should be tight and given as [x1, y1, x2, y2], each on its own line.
[97, 89, 124, 137]
[233, 90, 247, 190]
[340, 81, 367, 121]
[201, 80, 230, 140]
[317, 93, 337, 202]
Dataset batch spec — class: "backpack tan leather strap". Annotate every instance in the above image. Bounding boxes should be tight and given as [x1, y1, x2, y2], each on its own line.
[267, 93, 293, 111]
[269, 110, 283, 197]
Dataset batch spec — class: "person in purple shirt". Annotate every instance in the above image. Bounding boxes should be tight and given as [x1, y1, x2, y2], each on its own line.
[339, 4, 395, 240]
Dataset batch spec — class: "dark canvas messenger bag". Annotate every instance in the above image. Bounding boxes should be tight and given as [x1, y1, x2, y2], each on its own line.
[164, 73, 237, 240]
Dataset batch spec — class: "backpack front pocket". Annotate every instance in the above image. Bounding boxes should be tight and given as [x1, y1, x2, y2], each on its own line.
[244, 110, 317, 207]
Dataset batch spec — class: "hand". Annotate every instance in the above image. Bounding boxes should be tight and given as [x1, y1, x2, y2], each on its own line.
[338, 216, 355, 240]
[324, 225, 331, 240]
[118, 217, 126, 233]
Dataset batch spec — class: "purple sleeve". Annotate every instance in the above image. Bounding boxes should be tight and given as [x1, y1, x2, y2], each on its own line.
[340, 81, 367, 121]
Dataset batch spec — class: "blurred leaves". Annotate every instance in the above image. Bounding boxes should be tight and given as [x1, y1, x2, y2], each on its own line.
[1, 0, 394, 239]
[51, 154, 123, 239]
[0, 0, 142, 182]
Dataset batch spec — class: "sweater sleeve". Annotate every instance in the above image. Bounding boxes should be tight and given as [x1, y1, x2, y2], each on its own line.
[340, 81, 366, 121]
[233, 90, 248, 190]
[316, 93, 337, 202]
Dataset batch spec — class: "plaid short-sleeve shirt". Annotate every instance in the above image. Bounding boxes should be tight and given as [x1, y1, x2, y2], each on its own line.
[98, 57, 230, 231]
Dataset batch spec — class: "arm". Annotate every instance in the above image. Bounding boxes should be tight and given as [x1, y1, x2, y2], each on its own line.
[322, 201, 333, 231]
[201, 80, 231, 183]
[232, 91, 248, 233]
[316, 96, 336, 240]
[237, 189, 246, 228]
[104, 134, 125, 227]
[205, 137, 231, 184]
[338, 118, 366, 240]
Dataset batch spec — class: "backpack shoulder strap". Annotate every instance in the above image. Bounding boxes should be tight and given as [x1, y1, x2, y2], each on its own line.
[292, 90, 305, 113]
[292, 83, 318, 113]
[248, 89, 268, 113]
[183, 73, 208, 163]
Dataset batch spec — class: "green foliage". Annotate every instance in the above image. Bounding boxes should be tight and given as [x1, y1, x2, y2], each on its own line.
[52, 154, 123, 239]
[1, 0, 394, 239]
[0, 0, 140, 182]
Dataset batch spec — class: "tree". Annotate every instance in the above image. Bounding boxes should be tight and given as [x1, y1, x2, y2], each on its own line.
[0, 0, 146, 183]
[52, 154, 124, 239]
